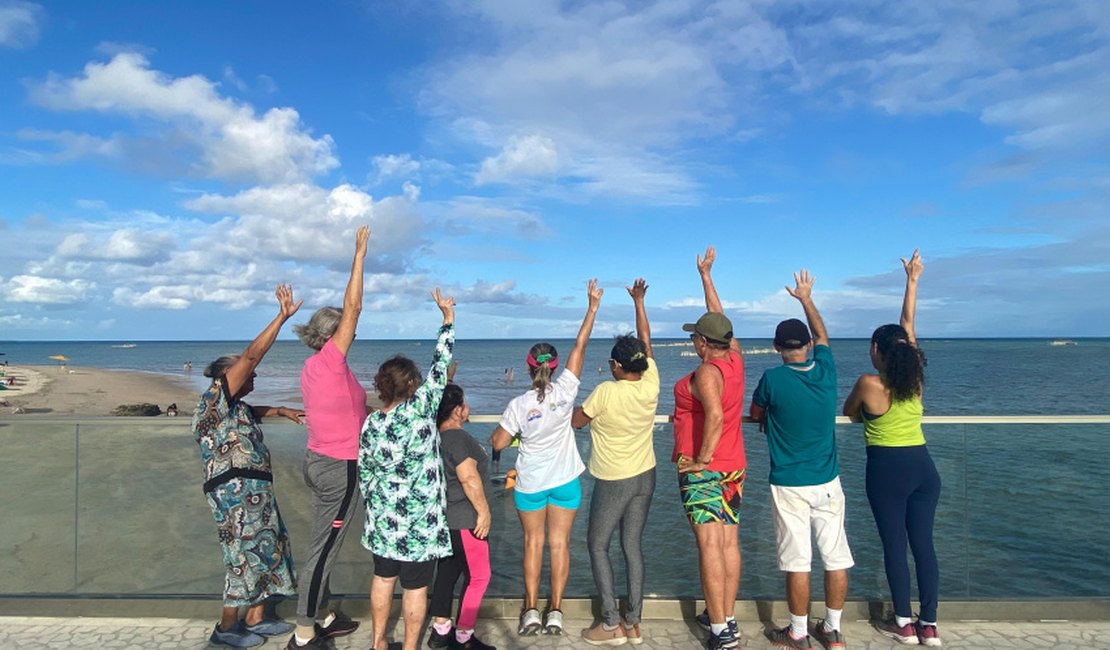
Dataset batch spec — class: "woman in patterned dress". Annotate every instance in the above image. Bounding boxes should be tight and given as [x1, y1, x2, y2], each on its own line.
[359, 288, 456, 650]
[192, 284, 307, 649]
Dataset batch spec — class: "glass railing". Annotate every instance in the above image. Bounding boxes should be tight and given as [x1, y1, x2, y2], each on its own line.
[0, 415, 1107, 600]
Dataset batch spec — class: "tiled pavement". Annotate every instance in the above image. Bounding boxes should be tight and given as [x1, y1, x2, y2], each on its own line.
[2, 616, 1108, 649]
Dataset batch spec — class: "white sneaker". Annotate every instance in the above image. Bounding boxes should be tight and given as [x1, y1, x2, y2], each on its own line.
[544, 609, 565, 635]
[518, 608, 542, 636]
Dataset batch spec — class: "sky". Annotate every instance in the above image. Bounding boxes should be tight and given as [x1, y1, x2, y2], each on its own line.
[1, 1, 1108, 341]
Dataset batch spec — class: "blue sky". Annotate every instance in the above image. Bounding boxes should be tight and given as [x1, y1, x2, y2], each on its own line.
[1, 1, 1108, 340]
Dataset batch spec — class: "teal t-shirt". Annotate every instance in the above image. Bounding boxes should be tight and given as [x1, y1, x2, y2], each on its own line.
[751, 344, 839, 487]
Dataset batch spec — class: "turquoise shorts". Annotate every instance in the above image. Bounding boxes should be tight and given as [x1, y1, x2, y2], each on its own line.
[514, 476, 582, 512]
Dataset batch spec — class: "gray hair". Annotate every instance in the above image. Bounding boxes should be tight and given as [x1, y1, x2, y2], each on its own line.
[204, 355, 240, 378]
[293, 307, 343, 350]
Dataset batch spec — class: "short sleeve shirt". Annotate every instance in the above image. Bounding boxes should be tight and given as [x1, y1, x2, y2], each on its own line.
[752, 344, 839, 487]
[498, 370, 585, 494]
[581, 358, 659, 480]
[301, 339, 368, 460]
[440, 428, 491, 530]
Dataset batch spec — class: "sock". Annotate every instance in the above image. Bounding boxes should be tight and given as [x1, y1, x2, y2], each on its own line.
[293, 633, 314, 646]
[824, 608, 842, 631]
[790, 613, 808, 639]
[726, 615, 736, 625]
[919, 620, 937, 627]
[322, 612, 336, 627]
[433, 620, 453, 635]
[455, 628, 473, 643]
[895, 615, 913, 628]
[602, 622, 620, 631]
[710, 622, 727, 636]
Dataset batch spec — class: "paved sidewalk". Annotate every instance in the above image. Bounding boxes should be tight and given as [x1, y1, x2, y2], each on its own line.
[2, 616, 1109, 649]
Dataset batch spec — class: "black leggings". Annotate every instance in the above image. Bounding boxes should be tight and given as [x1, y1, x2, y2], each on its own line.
[866, 445, 941, 622]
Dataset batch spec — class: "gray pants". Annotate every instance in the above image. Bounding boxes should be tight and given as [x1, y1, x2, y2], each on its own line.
[587, 467, 656, 625]
[295, 450, 358, 627]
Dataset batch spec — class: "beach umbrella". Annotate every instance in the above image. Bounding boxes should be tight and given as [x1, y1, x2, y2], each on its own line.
[48, 355, 70, 367]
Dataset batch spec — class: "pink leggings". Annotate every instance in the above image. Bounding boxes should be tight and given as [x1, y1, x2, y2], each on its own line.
[429, 528, 491, 629]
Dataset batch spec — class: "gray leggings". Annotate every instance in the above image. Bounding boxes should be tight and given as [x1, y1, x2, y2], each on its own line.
[587, 467, 656, 625]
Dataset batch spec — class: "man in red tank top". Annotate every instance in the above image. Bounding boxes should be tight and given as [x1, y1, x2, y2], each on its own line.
[672, 248, 747, 650]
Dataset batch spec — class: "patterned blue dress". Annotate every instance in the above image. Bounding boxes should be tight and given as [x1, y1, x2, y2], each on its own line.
[359, 323, 455, 562]
[192, 377, 296, 606]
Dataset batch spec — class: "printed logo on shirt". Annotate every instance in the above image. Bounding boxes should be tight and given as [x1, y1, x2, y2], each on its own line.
[526, 408, 542, 423]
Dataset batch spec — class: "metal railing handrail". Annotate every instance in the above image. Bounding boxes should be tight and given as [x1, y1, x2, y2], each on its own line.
[3, 414, 1109, 424]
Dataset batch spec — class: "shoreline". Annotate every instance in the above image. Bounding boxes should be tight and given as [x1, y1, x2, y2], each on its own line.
[0, 365, 198, 417]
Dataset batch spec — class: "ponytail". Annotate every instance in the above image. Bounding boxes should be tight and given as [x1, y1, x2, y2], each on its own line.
[871, 324, 926, 401]
[527, 342, 557, 403]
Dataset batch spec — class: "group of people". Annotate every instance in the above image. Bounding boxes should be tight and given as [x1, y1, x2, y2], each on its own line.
[190, 226, 941, 650]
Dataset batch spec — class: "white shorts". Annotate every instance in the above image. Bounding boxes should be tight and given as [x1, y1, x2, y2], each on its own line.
[770, 476, 854, 573]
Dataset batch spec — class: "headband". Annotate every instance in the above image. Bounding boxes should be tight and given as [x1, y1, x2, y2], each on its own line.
[526, 351, 559, 369]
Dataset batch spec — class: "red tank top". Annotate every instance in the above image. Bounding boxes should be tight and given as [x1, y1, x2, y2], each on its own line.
[672, 350, 746, 472]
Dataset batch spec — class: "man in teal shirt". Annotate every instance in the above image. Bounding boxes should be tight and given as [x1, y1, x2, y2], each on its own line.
[751, 270, 853, 650]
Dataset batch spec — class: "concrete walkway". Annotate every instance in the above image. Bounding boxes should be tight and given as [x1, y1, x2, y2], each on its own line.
[2, 616, 1108, 649]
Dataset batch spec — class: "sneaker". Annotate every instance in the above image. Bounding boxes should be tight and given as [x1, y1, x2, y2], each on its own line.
[283, 634, 329, 650]
[766, 625, 815, 649]
[811, 620, 845, 650]
[317, 615, 359, 638]
[695, 608, 711, 631]
[544, 609, 565, 635]
[581, 621, 628, 646]
[210, 621, 265, 648]
[873, 618, 918, 645]
[916, 622, 942, 647]
[450, 632, 497, 650]
[244, 618, 295, 637]
[518, 608, 542, 636]
[428, 624, 454, 649]
[622, 621, 644, 645]
[706, 625, 739, 650]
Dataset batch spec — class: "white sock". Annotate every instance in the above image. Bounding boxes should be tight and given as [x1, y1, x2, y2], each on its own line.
[293, 633, 313, 646]
[602, 622, 620, 631]
[895, 615, 913, 627]
[790, 614, 808, 639]
[710, 622, 727, 635]
[824, 608, 842, 631]
[919, 620, 937, 627]
[322, 612, 336, 627]
[726, 615, 736, 625]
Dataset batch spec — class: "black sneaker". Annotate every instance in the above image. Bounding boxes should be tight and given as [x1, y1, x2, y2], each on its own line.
[283, 634, 329, 650]
[706, 625, 739, 650]
[696, 608, 711, 631]
[316, 615, 360, 639]
[428, 625, 454, 649]
[450, 633, 497, 650]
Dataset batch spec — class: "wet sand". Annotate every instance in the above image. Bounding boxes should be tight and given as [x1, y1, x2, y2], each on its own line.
[0, 365, 197, 416]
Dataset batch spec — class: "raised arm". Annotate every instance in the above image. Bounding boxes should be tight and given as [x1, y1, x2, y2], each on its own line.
[332, 225, 370, 355]
[564, 279, 603, 378]
[224, 284, 302, 396]
[785, 269, 829, 347]
[411, 288, 456, 409]
[626, 278, 653, 358]
[696, 247, 723, 313]
[900, 249, 922, 346]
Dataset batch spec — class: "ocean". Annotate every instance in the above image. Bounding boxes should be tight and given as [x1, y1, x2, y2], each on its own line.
[1, 337, 1108, 600]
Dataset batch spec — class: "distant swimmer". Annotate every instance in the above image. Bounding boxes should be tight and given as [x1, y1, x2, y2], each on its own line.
[183, 361, 192, 373]
[503, 367, 515, 385]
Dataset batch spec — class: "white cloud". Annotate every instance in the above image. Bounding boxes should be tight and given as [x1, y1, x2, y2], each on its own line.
[3, 275, 92, 304]
[112, 287, 190, 310]
[29, 52, 337, 183]
[54, 228, 174, 265]
[371, 153, 421, 185]
[0, 0, 42, 49]
[475, 134, 560, 185]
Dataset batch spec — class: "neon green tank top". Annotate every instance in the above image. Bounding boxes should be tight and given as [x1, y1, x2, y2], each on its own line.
[863, 396, 926, 447]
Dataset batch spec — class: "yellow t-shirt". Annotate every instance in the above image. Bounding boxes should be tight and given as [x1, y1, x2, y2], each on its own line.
[582, 358, 659, 480]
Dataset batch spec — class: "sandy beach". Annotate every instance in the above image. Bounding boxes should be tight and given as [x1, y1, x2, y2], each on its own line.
[0, 364, 198, 416]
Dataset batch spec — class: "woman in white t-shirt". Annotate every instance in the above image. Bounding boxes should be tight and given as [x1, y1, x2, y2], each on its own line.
[491, 279, 602, 637]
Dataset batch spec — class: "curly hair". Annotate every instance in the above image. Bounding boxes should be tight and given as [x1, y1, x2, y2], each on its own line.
[293, 307, 343, 351]
[872, 324, 927, 401]
[610, 333, 649, 373]
[374, 355, 421, 405]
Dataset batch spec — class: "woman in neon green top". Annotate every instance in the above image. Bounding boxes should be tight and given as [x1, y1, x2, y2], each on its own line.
[844, 250, 942, 647]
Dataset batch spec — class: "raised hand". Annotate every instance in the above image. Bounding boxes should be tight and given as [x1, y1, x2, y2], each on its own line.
[626, 278, 649, 302]
[785, 269, 815, 302]
[697, 246, 716, 276]
[432, 287, 455, 324]
[276, 283, 302, 320]
[902, 248, 923, 282]
[587, 278, 604, 310]
[354, 224, 371, 257]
